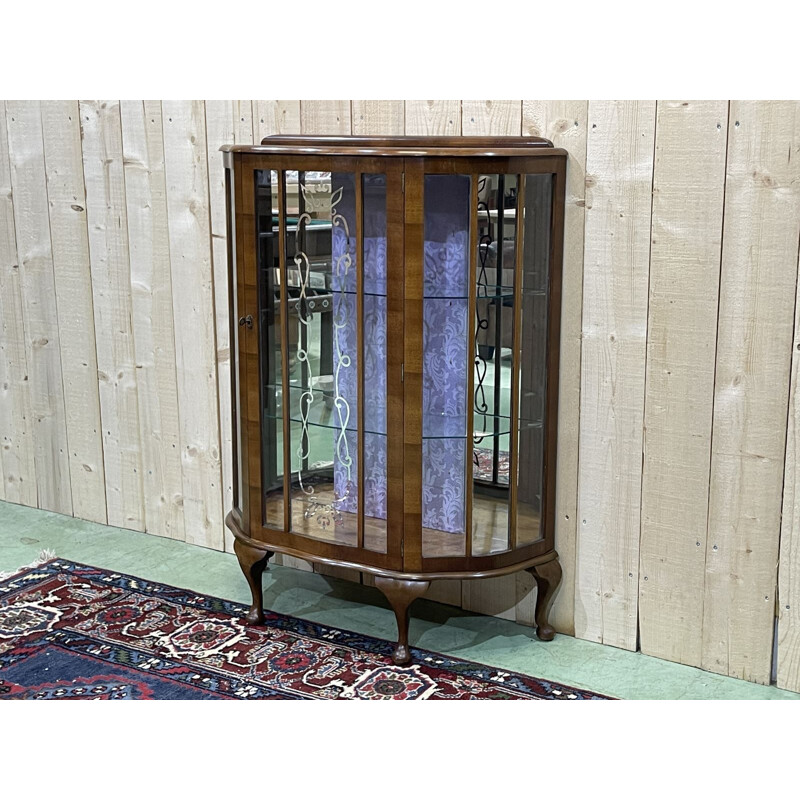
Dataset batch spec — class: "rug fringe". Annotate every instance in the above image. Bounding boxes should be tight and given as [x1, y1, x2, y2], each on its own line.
[0, 549, 57, 581]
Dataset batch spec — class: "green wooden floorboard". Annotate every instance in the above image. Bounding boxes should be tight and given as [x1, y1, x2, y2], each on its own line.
[0, 499, 795, 700]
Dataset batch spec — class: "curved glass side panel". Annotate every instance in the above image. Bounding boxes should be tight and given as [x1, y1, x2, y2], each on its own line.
[513, 173, 552, 547]
[256, 169, 285, 527]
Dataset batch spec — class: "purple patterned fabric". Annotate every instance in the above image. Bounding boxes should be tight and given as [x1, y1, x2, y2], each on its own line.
[329, 173, 470, 534]
[420, 175, 470, 533]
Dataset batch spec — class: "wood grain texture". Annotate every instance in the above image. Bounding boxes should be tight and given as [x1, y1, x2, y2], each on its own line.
[5, 101, 73, 515]
[162, 100, 224, 550]
[40, 101, 107, 523]
[120, 100, 185, 540]
[204, 101, 238, 551]
[80, 100, 145, 531]
[404, 101, 462, 135]
[462, 101, 522, 136]
[352, 101, 404, 135]
[703, 101, 800, 684]
[254, 101, 301, 141]
[575, 100, 656, 650]
[234, 100, 254, 144]
[522, 100, 589, 636]
[4, 99, 800, 689]
[300, 101, 352, 135]
[638, 101, 728, 666]
[0, 102, 37, 506]
[779, 226, 800, 692]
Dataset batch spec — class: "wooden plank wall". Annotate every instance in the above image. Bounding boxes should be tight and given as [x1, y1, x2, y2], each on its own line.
[2, 100, 800, 691]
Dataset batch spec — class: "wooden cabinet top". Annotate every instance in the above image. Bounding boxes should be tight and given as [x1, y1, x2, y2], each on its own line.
[221, 135, 568, 158]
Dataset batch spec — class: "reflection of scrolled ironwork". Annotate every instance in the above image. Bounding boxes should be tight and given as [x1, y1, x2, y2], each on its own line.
[474, 177, 492, 460]
[293, 181, 353, 526]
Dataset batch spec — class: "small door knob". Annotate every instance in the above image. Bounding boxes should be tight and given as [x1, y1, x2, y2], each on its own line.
[239, 315, 253, 329]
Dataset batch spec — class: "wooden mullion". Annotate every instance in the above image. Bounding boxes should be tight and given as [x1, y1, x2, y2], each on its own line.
[385, 163, 405, 568]
[240, 161, 259, 534]
[544, 165, 567, 556]
[403, 158, 424, 572]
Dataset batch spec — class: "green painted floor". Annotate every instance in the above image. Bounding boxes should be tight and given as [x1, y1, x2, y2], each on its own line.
[1, 499, 796, 700]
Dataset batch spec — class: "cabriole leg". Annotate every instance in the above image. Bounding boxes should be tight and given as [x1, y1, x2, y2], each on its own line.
[233, 538, 273, 625]
[528, 557, 562, 641]
[374, 577, 430, 666]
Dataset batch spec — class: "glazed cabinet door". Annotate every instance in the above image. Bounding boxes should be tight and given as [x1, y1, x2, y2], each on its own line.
[403, 159, 562, 573]
[233, 156, 404, 572]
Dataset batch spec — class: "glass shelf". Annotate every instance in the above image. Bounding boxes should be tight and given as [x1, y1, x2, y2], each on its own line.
[264, 383, 386, 437]
[425, 288, 516, 302]
[423, 415, 543, 440]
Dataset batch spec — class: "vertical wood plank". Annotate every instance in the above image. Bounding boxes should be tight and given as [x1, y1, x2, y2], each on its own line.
[779, 235, 800, 692]
[234, 100, 254, 144]
[0, 102, 37, 506]
[300, 101, 352, 135]
[120, 100, 185, 540]
[704, 101, 800, 684]
[6, 101, 73, 515]
[575, 100, 656, 650]
[204, 100, 237, 552]
[638, 100, 728, 666]
[404, 101, 461, 135]
[352, 101, 404, 135]
[40, 101, 107, 524]
[462, 101, 522, 135]
[254, 101, 301, 141]
[162, 100, 224, 550]
[80, 100, 145, 531]
[522, 100, 589, 635]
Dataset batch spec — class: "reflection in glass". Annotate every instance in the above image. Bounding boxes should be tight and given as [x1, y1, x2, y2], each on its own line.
[256, 169, 284, 527]
[471, 174, 517, 556]
[282, 171, 359, 543]
[514, 174, 552, 547]
[362, 174, 388, 553]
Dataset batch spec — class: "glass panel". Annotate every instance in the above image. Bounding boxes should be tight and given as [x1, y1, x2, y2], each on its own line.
[362, 174, 388, 553]
[285, 171, 360, 545]
[471, 174, 517, 556]
[515, 174, 552, 546]
[256, 169, 284, 527]
[421, 174, 470, 558]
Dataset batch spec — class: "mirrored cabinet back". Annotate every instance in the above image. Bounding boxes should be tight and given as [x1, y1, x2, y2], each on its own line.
[222, 136, 567, 664]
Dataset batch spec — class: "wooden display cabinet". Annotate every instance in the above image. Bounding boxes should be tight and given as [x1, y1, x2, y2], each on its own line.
[222, 136, 567, 664]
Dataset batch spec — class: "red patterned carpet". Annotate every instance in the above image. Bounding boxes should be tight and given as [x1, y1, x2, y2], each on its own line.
[0, 559, 612, 700]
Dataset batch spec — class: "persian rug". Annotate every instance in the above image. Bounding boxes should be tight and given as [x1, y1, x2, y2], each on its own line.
[473, 448, 510, 484]
[0, 558, 611, 700]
